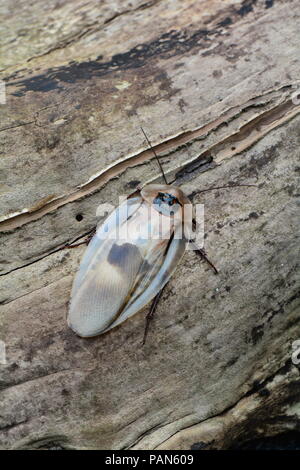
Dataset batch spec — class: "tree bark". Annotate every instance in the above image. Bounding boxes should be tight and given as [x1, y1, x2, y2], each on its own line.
[0, 0, 299, 450]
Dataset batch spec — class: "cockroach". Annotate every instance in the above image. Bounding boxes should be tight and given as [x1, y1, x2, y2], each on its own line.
[68, 128, 254, 343]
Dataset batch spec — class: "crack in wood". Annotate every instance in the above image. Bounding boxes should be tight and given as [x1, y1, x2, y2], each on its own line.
[0, 92, 298, 233]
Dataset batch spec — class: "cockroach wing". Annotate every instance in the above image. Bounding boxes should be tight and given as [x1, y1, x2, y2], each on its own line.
[71, 196, 142, 294]
[104, 230, 186, 332]
[68, 196, 143, 337]
[68, 196, 186, 338]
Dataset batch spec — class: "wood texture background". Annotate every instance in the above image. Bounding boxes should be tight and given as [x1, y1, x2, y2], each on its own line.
[0, 0, 299, 449]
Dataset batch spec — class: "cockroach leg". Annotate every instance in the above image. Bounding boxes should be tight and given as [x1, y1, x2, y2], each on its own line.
[191, 218, 218, 274]
[192, 245, 218, 275]
[142, 284, 167, 345]
[66, 228, 96, 249]
[66, 240, 89, 249]
[127, 186, 142, 199]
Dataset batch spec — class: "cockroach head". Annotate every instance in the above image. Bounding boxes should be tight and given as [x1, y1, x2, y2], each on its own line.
[141, 184, 192, 217]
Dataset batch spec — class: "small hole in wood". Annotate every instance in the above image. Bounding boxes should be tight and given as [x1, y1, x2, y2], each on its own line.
[76, 214, 83, 222]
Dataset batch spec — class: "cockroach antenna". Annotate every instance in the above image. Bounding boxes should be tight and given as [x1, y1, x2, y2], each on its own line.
[140, 126, 168, 185]
[196, 183, 257, 194]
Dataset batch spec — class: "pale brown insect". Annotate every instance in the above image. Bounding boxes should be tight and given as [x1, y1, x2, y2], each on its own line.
[68, 128, 254, 343]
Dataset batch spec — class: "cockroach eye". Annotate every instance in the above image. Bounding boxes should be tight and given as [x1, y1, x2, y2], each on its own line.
[155, 192, 178, 206]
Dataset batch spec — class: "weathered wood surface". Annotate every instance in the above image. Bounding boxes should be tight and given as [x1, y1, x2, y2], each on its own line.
[0, 0, 299, 449]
